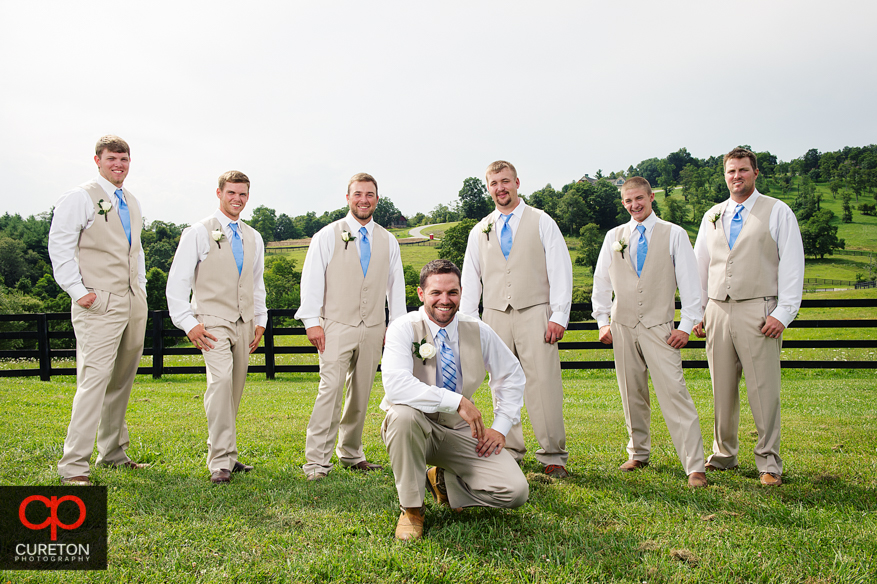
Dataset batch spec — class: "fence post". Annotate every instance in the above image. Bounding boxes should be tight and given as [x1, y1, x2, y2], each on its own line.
[37, 313, 51, 382]
[152, 311, 164, 379]
[264, 314, 275, 380]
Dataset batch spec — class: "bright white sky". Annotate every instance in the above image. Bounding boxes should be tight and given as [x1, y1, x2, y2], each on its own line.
[2, 1, 875, 226]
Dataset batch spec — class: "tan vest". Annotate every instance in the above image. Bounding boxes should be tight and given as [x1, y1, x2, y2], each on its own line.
[77, 181, 142, 296]
[608, 221, 676, 328]
[706, 196, 780, 301]
[410, 314, 486, 430]
[191, 217, 256, 323]
[322, 220, 390, 327]
[477, 206, 550, 311]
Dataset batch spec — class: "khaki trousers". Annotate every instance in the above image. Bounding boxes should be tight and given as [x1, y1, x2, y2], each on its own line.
[610, 320, 705, 475]
[58, 288, 147, 478]
[303, 319, 384, 475]
[382, 404, 529, 509]
[483, 303, 568, 467]
[200, 314, 254, 473]
[705, 298, 783, 475]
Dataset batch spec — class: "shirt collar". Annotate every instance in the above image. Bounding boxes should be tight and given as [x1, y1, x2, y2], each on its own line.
[493, 199, 526, 222]
[213, 209, 237, 229]
[95, 175, 122, 198]
[346, 213, 374, 235]
[628, 210, 658, 233]
[419, 306, 459, 343]
[729, 189, 761, 214]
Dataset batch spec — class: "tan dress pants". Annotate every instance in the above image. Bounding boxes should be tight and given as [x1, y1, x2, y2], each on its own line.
[483, 304, 568, 467]
[382, 404, 529, 509]
[200, 314, 255, 473]
[303, 319, 384, 475]
[610, 320, 705, 475]
[58, 288, 147, 478]
[705, 298, 783, 475]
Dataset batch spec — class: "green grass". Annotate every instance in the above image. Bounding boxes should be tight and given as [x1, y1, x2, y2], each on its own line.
[1, 366, 875, 583]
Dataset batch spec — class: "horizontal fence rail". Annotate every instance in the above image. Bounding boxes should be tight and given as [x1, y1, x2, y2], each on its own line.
[0, 300, 875, 380]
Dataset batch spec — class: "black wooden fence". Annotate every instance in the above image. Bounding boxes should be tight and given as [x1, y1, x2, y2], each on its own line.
[1, 300, 874, 381]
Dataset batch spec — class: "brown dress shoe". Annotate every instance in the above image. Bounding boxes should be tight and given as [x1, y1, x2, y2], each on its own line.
[61, 475, 92, 486]
[544, 465, 569, 478]
[759, 472, 782, 486]
[349, 461, 383, 472]
[619, 459, 648, 472]
[705, 463, 738, 472]
[115, 460, 150, 470]
[395, 507, 424, 541]
[687, 472, 708, 488]
[307, 471, 328, 481]
[232, 461, 254, 473]
[426, 467, 462, 511]
[210, 469, 231, 484]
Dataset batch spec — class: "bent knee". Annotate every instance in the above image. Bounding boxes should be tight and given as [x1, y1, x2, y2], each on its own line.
[501, 471, 530, 508]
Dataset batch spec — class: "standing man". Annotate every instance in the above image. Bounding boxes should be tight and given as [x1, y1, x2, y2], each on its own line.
[381, 260, 529, 541]
[461, 160, 573, 478]
[166, 171, 267, 484]
[296, 173, 405, 480]
[693, 147, 804, 486]
[592, 177, 707, 488]
[49, 135, 149, 485]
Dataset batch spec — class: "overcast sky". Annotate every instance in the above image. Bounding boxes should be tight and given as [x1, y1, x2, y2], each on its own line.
[2, 1, 875, 226]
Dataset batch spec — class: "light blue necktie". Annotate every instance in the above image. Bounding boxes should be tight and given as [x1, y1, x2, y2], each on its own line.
[114, 189, 131, 245]
[437, 328, 457, 393]
[636, 224, 647, 277]
[359, 226, 370, 276]
[229, 222, 244, 275]
[500, 213, 513, 260]
[728, 204, 744, 250]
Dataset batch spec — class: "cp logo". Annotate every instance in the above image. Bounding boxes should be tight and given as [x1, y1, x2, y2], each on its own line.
[19, 495, 87, 541]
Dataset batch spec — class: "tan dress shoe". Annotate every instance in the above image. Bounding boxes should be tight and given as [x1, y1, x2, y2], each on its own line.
[307, 471, 327, 481]
[349, 461, 383, 472]
[759, 472, 782, 486]
[619, 459, 648, 472]
[687, 472, 708, 488]
[395, 507, 424, 541]
[210, 469, 231, 484]
[61, 475, 92, 486]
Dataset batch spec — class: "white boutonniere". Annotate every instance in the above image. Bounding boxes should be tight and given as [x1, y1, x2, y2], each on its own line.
[341, 229, 355, 250]
[612, 238, 628, 259]
[412, 338, 437, 364]
[97, 199, 112, 222]
[211, 229, 224, 249]
[708, 213, 721, 229]
[482, 222, 494, 241]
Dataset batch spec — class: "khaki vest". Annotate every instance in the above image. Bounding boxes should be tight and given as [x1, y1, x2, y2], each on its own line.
[410, 314, 486, 430]
[706, 196, 780, 301]
[608, 221, 676, 328]
[191, 217, 256, 323]
[77, 181, 142, 296]
[322, 220, 390, 327]
[477, 206, 550, 311]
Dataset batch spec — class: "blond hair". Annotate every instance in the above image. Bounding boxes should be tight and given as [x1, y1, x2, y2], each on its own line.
[218, 170, 250, 191]
[95, 135, 130, 157]
[621, 176, 652, 195]
[348, 172, 378, 196]
[485, 160, 517, 182]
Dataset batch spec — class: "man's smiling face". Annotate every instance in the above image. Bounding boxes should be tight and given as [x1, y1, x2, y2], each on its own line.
[418, 272, 461, 328]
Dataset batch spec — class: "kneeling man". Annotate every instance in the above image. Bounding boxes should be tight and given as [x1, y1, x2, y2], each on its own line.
[381, 260, 529, 541]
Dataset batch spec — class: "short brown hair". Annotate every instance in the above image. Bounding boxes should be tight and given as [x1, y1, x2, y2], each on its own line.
[485, 160, 517, 182]
[419, 259, 461, 289]
[723, 147, 758, 171]
[218, 170, 250, 191]
[348, 172, 378, 196]
[95, 135, 130, 157]
[621, 176, 652, 195]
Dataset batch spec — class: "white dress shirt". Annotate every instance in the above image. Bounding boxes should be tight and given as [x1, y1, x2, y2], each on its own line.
[591, 211, 703, 334]
[460, 200, 573, 327]
[380, 308, 526, 436]
[166, 209, 268, 334]
[48, 175, 147, 301]
[693, 190, 805, 327]
[294, 213, 406, 329]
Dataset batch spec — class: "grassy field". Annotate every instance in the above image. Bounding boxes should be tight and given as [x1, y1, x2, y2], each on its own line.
[1, 366, 875, 583]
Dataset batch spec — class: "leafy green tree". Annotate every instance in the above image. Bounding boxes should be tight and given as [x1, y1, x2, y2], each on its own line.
[557, 192, 588, 235]
[841, 191, 854, 223]
[263, 255, 301, 310]
[428, 203, 459, 224]
[249, 205, 277, 242]
[574, 223, 603, 273]
[527, 184, 560, 218]
[458, 177, 491, 220]
[274, 213, 301, 241]
[402, 264, 421, 307]
[146, 240, 176, 273]
[0, 237, 40, 287]
[408, 212, 426, 227]
[438, 219, 476, 270]
[373, 197, 403, 228]
[800, 209, 845, 259]
[664, 197, 687, 225]
[829, 178, 843, 199]
[145, 267, 168, 311]
[636, 158, 660, 187]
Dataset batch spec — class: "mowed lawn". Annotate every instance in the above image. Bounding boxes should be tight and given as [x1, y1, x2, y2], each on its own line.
[1, 367, 875, 583]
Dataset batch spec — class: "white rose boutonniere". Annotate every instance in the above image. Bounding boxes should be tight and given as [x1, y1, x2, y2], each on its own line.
[341, 229, 355, 250]
[97, 199, 112, 222]
[612, 238, 628, 259]
[211, 229, 224, 249]
[482, 222, 493, 241]
[708, 213, 721, 229]
[412, 338, 436, 364]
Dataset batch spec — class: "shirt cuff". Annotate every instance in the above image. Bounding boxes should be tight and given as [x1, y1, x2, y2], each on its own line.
[491, 414, 513, 436]
[677, 318, 695, 335]
[255, 315, 268, 329]
[437, 390, 462, 413]
[597, 318, 610, 329]
[182, 316, 202, 335]
[549, 312, 569, 328]
[67, 284, 89, 303]
[770, 307, 796, 328]
[301, 317, 321, 329]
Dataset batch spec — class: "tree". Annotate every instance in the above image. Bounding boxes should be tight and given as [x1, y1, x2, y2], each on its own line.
[145, 267, 168, 311]
[428, 203, 458, 224]
[403, 264, 420, 307]
[665, 197, 687, 225]
[556, 192, 588, 236]
[636, 158, 661, 187]
[458, 177, 492, 220]
[145, 240, 176, 273]
[438, 219, 476, 270]
[574, 224, 603, 273]
[528, 184, 560, 218]
[373, 196, 403, 227]
[274, 213, 301, 241]
[408, 212, 426, 227]
[800, 210, 845, 259]
[263, 255, 301, 311]
[841, 191, 854, 223]
[249, 205, 277, 242]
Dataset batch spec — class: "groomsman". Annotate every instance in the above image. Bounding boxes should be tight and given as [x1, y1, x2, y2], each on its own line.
[296, 173, 405, 480]
[693, 147, 805, 486]
[592, 177, 707, 488]
[166, 171, 267, 484]
[461, 161, 573, 478]
[49, 135, 149, 484]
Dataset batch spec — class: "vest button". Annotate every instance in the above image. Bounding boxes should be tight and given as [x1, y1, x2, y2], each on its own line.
[638, 302, 643, 306]
[507, 282, 511, 287]
[727, 285, 731, 289]
[363, 287, 368, 292]
[507, 295, 512, 299]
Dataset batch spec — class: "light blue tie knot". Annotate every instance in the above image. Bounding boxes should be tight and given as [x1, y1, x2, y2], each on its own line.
[636, 224, 647, 277]
[229, 222, 244, 275]
[359, 226, 371, 276]
[728, 204, 744, 250]
[500, 213, 513, 260]
[114, 189, 131, 246]
[437, 328, 457, 393]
